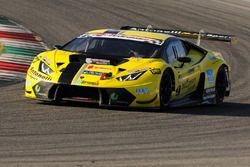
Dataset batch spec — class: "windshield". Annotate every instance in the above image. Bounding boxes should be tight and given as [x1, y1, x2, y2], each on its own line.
[61, 36, 160, 58]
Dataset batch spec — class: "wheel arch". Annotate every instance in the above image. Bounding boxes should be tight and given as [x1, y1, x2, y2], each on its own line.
[164, 67, 176, 91]
[196, 72, 206, 98]
[219, 64, 231, 96]
[159, 67, 176, 108]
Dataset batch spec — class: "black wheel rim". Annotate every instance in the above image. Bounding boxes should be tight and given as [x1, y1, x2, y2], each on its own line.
[160, 73, 172, 106]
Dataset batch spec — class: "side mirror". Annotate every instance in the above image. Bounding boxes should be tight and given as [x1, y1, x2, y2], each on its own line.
[177, 57, 191, 63]
[54, 45, 62, 49]
[175, 57, 192, 68]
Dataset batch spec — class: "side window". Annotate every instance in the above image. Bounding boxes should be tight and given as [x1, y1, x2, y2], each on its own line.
[183, 40, 205, 65]
[165, 43, 177, 64]
[163, 39, 186, 64]
[175, 40, 186, 58]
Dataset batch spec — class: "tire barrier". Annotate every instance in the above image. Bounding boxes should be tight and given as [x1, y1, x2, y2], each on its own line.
[0, 16, 48, 86]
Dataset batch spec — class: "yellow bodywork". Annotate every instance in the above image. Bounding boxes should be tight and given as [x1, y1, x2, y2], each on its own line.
[25, 29, 230, 108]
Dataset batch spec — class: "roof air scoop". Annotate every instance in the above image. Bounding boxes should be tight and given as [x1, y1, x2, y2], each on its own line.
[146, 25, 153, 31]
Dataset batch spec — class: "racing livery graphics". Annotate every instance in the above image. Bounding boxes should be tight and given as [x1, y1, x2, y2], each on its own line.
[25, 26, 233, 108]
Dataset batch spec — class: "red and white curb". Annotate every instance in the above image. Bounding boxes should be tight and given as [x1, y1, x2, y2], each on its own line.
[0, 16, 48, 85]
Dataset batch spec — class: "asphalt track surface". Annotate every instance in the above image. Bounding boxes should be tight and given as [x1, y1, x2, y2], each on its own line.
[0, 0, 250, 166]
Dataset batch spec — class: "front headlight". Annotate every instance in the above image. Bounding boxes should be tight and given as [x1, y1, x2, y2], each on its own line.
[116, 71, 145, 81]
[39, 61, 53, 75]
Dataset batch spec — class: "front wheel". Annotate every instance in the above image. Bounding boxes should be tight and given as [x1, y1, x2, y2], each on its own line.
[160, 70, 172, 109]
[215, 66, 227, 104]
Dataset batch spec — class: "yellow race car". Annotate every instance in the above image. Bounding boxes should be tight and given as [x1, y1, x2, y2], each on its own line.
[25, 26, 234, 108]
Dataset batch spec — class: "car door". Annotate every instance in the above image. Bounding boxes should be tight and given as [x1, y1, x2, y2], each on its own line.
[163, 38, 201, 98]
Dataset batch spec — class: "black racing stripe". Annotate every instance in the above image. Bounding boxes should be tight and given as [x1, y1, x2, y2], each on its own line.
[58, 63, 82, 84]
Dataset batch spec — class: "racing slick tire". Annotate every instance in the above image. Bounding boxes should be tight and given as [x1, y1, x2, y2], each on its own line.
[215, 66, 227, 104]
[160, 70, 173, 109]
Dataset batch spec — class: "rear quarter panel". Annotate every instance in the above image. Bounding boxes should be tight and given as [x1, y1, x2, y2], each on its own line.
[201, 51, 228, 89]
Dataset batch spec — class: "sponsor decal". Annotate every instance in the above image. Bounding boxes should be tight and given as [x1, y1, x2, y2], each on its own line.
[27, 73, 38, 81]
[79, 80, 99, 86]
[136, 88, 149, 94]
[206, 69, 214, 83]
[203, 87, 216, 101]
[79, 33, 164, 45]
[83, 70, 103, 76]
[85, 58, 110, 65]
[87, 65, 95, 69]
[87, 64, 112, 70]
[29, 67, 52, 81]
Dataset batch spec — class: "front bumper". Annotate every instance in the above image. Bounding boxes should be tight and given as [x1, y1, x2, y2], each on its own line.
[26, 81, 136, 106]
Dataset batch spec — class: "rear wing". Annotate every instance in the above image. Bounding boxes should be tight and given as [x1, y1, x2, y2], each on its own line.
[120, 26, 237, 45]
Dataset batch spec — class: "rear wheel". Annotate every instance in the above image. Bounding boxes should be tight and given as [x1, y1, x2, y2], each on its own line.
[160, 70, 172, 109]
[215, 66, 227, 104]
